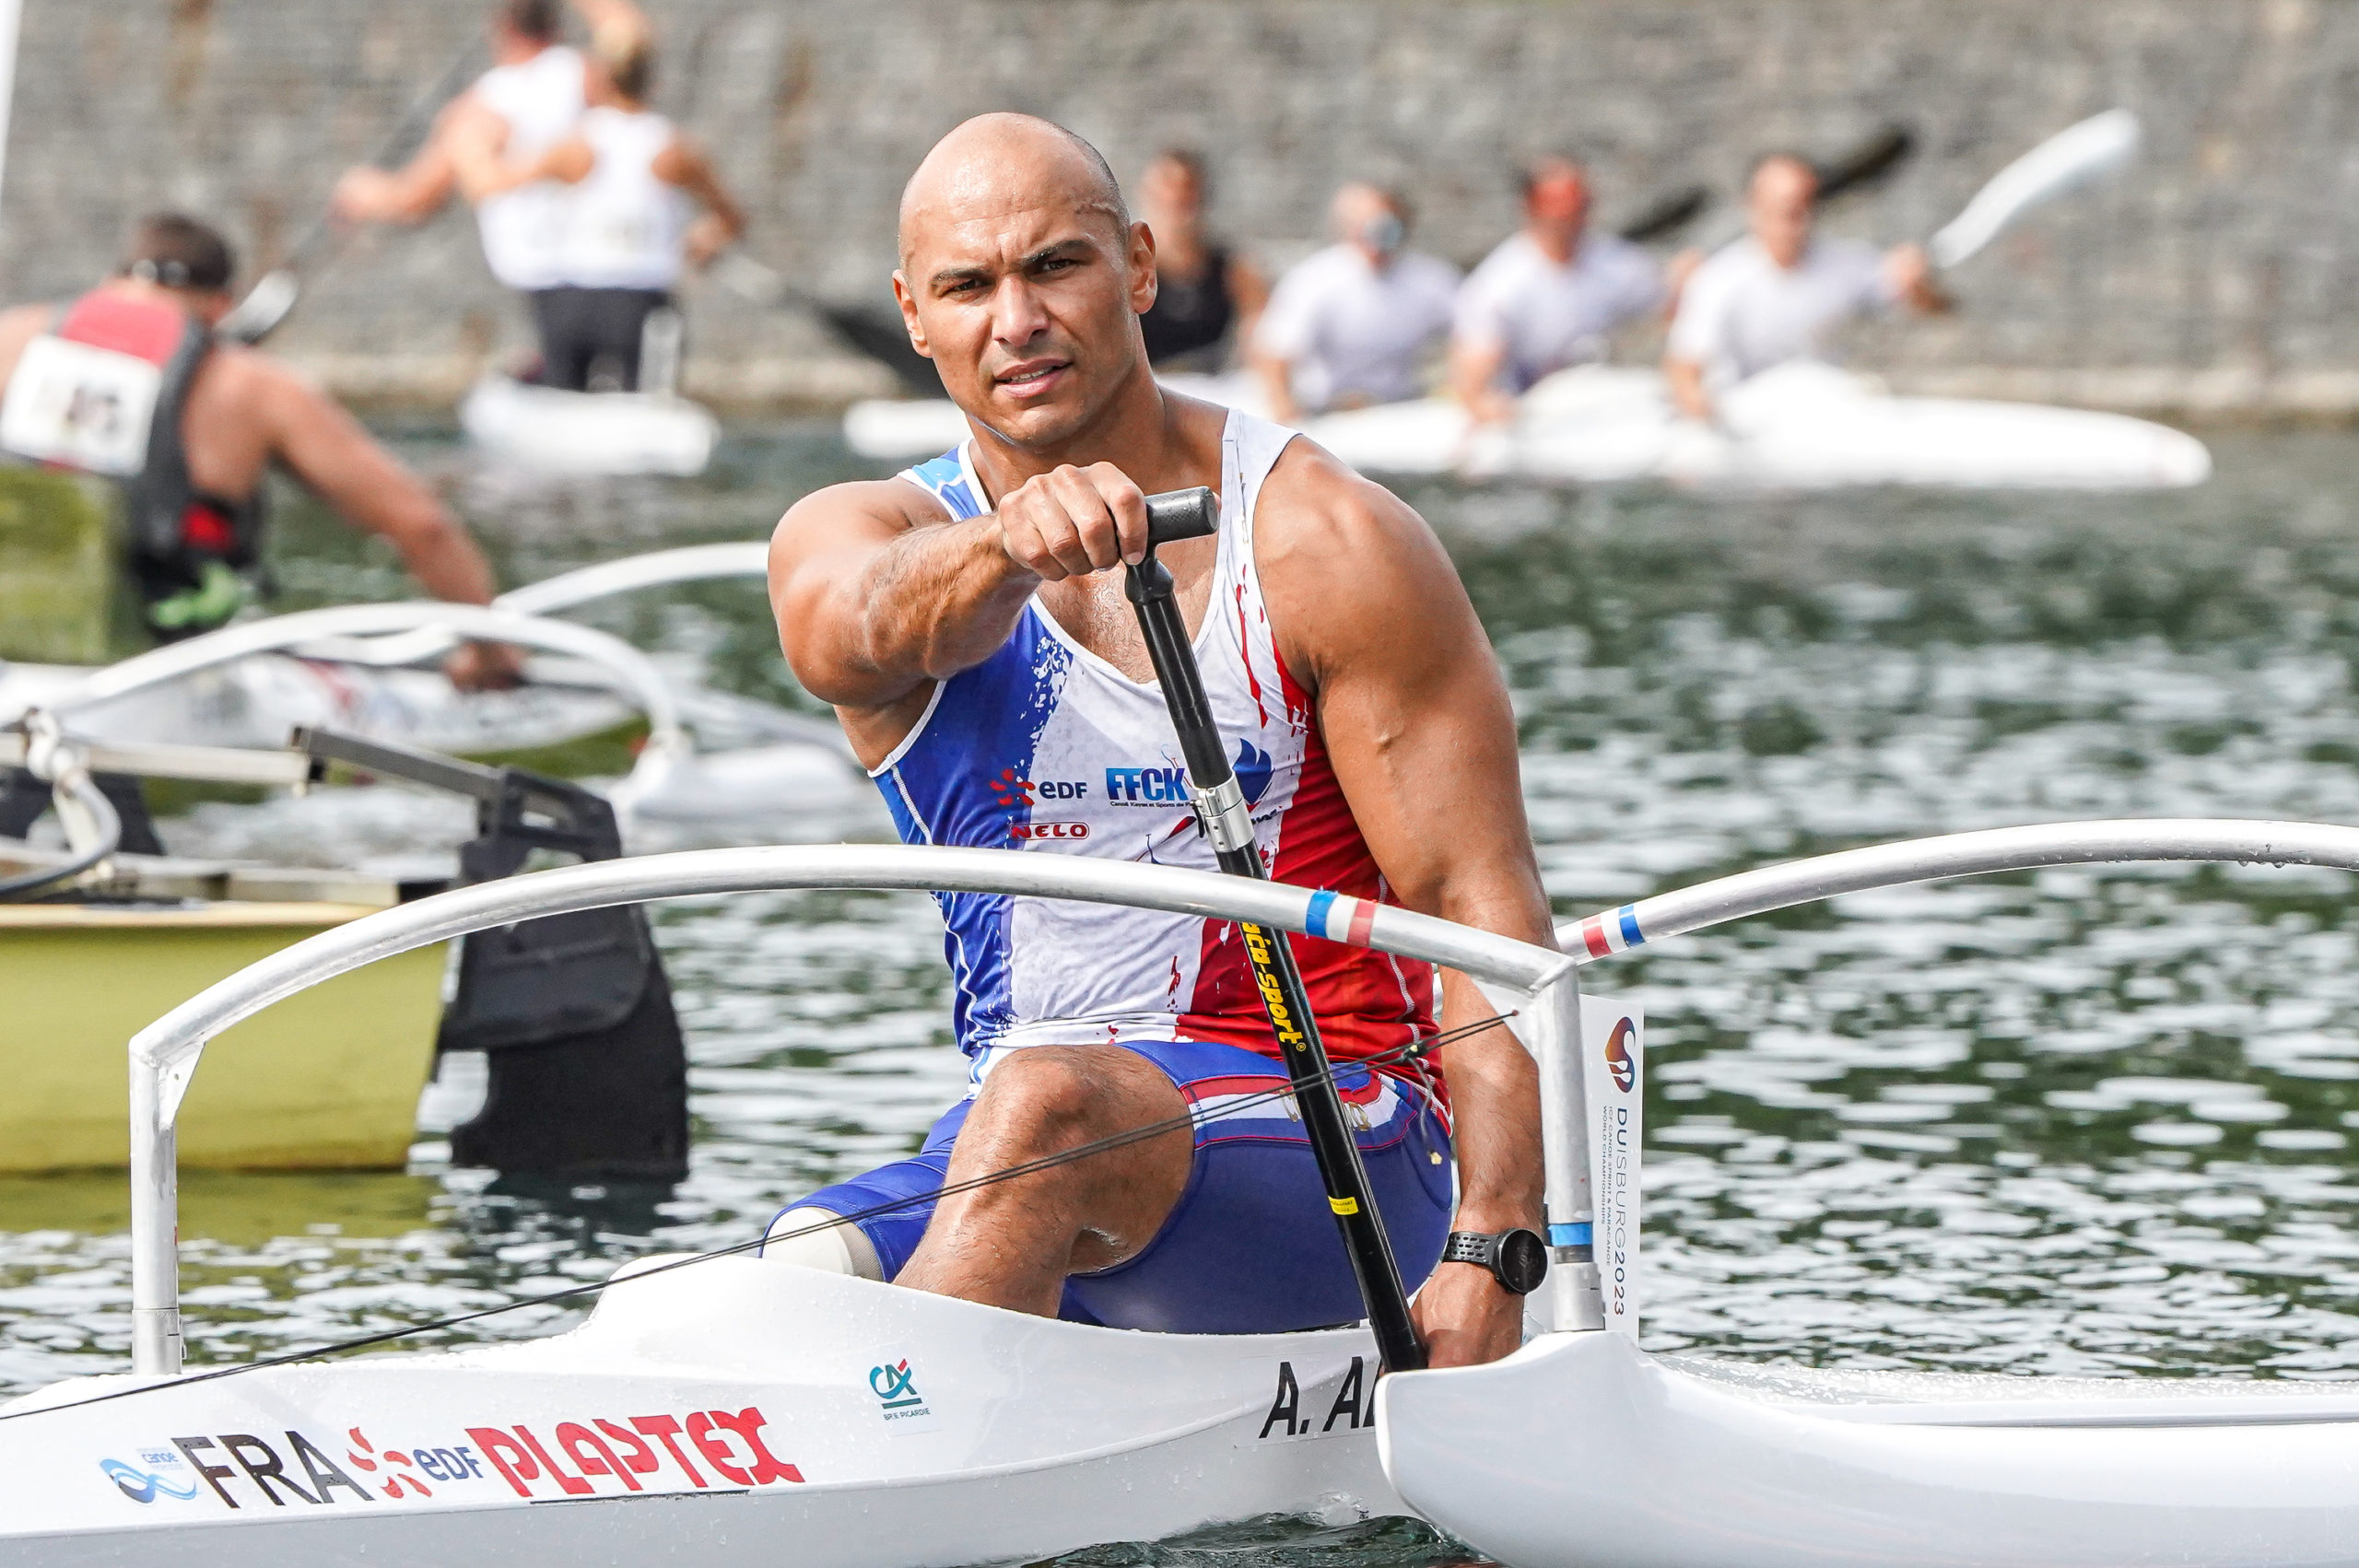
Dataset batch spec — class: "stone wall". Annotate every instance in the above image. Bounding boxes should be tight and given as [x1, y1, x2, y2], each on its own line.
[7, 0, 2357, 413]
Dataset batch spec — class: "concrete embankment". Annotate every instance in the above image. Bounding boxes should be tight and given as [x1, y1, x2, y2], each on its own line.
[6, 0, 2351, 415]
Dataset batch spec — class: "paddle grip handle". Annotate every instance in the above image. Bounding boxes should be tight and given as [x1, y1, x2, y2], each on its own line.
[1144, 486, 1218, 552]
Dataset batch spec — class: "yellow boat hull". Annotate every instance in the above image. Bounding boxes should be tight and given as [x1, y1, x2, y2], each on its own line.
[0, 903, 443, 1172]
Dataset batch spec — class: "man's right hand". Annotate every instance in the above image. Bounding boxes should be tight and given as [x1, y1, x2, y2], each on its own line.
[993, 462, 1152, 580]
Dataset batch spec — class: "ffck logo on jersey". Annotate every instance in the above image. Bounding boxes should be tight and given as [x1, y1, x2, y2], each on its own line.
[1102, 741, 1273, 809]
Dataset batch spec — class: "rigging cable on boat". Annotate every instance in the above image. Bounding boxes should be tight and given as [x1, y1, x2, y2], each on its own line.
[0, 738, 124, 902]
[0, 1007, 1517, 1424]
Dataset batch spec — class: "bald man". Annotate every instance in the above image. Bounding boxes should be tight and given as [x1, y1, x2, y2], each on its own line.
[1250, 182, 1461, 423]
[764, 114, 1554, 1367]
[1449, 158, 1667, 424]
[1665, 153, 1945, 422]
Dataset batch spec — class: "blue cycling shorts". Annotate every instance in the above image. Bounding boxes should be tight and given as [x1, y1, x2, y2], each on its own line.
[771, 1036, 1454, 1335]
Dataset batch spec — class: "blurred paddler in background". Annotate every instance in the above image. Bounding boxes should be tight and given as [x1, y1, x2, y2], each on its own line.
[1134, 148, 1269, 371]
[1448, 158, 1671, 425]
[1250, 182, 1461, 424]
[0, 214, 515, 685]
[329, 0, 651, 386]
[458, 24, 745, 392]
[1664, 151, 1949, 425]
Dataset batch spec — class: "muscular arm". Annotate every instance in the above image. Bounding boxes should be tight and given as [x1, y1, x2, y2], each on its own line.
[252, 360, 496, 605]
[1259, 442, 1555, 1366]
[771, 463, 1159, 751]
[768, 481, 1037, 714]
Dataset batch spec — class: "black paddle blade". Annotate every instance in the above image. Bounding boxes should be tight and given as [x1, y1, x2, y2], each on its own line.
[1616, 184, 1710, 244]
[1814, 124, 1916, 202]
[817, 304, 941, 397]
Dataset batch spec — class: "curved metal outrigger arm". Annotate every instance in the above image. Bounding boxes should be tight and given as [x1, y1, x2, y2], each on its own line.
[31, 602, 690, 812]
[1557, 818, 2359, 961]
[286, 543, 774, 671]
[124, 846, 1577, 1377]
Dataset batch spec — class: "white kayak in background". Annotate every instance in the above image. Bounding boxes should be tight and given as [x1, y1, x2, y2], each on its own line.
[460, 375, 720, 478]
[842, 363, 2211, 491]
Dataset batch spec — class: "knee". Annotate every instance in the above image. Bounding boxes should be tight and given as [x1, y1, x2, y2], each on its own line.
[968, 1050, 1118, 1151]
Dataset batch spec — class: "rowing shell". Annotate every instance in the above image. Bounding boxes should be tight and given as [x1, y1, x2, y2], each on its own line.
[0, 1262, 1398, 1566]
[843, 364, 2212, 492]
[459, 375, 720, 477]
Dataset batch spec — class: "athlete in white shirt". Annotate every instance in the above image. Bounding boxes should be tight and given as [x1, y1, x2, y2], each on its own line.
[329, 0, 646, 345]
[469, 30, 744, 391]
[1663, 153, 1946, 423]
[1250, 184, 1460, 422]
[1449, 159, 1666, 423]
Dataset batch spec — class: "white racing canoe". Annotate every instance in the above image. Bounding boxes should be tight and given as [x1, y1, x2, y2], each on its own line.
[843, 363, 2212, 491]
[0, 846, 1572, 1564]
[0, 1262, 1395, 1566]
[460, 375, 720, 478]
[10, 826, 2357, 1566]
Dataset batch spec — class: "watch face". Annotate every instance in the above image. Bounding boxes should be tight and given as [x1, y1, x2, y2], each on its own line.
[1496, 1228, 1548, 1294]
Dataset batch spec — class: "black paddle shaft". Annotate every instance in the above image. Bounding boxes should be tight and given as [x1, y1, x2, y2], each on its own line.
[1126, 486, 1426, 1375]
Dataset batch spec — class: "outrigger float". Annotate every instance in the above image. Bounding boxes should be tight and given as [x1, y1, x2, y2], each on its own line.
[5, 820, 2359, 1564]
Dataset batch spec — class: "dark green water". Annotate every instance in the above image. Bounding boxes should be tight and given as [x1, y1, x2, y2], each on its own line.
[6, 421, 2359, 1562]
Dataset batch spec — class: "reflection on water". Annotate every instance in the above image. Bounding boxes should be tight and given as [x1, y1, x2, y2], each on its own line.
[7, 423, 2359, 1553]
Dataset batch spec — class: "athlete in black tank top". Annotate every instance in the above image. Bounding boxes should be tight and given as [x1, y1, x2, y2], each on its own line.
[1135, 150, 1267, 369]
[1140, 246, 1235, 364]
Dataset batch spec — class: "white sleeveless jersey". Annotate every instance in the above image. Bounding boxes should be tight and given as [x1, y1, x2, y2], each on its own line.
[556, 106, 689, 291]
[880, 409, 1438, 1079]
[471, 46, 585, 290]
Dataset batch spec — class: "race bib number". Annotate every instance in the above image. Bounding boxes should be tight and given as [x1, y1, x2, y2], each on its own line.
[0, 333, 163, 476]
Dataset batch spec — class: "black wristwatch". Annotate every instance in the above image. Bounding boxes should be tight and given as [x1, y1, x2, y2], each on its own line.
[1441, 1228, 1549, 1295]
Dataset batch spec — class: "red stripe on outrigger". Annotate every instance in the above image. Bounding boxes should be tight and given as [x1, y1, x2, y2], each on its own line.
[1346, 898, 1377, 947]
[1580, 918, 1613, 958]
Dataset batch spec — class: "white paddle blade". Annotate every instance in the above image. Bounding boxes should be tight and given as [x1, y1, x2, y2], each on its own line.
[217, 268, 301, 345]
[1928, 108, 2141, 269]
